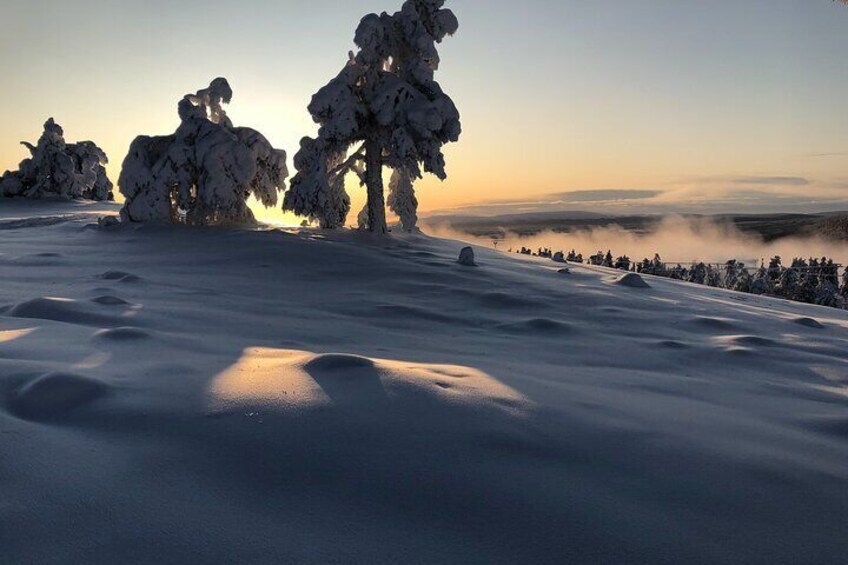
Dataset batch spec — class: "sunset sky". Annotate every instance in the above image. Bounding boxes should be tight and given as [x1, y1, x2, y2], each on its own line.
[1, 0, 846, 222]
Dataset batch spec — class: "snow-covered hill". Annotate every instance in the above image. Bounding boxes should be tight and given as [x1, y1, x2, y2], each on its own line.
[1, 201, 846, 564]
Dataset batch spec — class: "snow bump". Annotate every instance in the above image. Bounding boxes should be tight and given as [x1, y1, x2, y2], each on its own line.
[8, 372, 110, 420]
[612, 273, 651, 288]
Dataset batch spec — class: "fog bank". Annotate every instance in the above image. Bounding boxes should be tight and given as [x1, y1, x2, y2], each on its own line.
[423, 216, 848, 267]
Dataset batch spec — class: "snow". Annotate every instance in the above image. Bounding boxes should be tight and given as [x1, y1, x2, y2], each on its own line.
[1, 201, 847, 564]
[612, 272, 651, 288]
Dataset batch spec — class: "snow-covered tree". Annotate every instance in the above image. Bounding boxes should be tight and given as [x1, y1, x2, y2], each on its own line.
[285, 138, 352, 229]
[750, 265, 771, 295]
[733, 267, 753, 293]
[687, 262, 708, 285]
[767, 256, 783, 282]
[589, 252, 604, 266]
[283, 0, 462, 233]
[387, 168, 419, 231]
[119, 79, 288, 226]
[0, 118, 113, 201]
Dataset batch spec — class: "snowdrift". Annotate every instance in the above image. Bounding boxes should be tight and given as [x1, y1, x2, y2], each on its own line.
[0, 202, 846, 564]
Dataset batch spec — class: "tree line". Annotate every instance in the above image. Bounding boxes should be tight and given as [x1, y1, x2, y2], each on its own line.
[513, 246, 848, 309]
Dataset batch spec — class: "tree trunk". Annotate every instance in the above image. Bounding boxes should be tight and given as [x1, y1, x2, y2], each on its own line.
[364, 139, 387, 234]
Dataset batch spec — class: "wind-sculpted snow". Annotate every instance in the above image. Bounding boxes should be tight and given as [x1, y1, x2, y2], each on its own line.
[9, 372, 111, 421]
[2, 204, 848, 563]
[284, 0, 461, 232]
[208, 348, 530, 416]
[119, 78, 288, 226]
[0, 119, 113, 201]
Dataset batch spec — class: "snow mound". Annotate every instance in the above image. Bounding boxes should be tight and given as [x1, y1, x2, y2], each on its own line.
[304, 353, 376, 372]
[8, 297, 123, 327]
[97, 270, 141, 283]
[8, 372, 110, 420]
[478, 292, 535, 309]
[208, 347, 531, 416]
[612, 272, 651, 288]
[715, 335, 780, 349]
[94, 327, 151, 341]
[658, 340, 691, 349]
[371, 304, 466, 325]
[688, 315, 741, 331]
[497, 318, 573, 336]
[794, 317, 825, 329]
[0, 216, 73, 230]
[90, 295, 130, 306]
[7, 252, 66, 267]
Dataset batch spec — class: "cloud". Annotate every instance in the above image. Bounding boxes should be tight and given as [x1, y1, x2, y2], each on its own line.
[731, 176, 810, 186]
[805, 152, 848, 158]
[547, 189, 661, 203]
[424, 175, 848, 219]
[426, 189, 665, 217]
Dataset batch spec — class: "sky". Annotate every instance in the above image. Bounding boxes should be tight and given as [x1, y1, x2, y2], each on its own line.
[0, 0, 846, 223]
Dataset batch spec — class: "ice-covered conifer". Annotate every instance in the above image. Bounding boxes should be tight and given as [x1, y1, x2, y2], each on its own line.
[283, 0, 461, 233]
[0, 118, 113, 201]
[119, 79, 288, 226]
[750, 266, 771, 295]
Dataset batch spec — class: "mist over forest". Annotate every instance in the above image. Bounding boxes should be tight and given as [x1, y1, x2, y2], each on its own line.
[424, 212, 848, 266]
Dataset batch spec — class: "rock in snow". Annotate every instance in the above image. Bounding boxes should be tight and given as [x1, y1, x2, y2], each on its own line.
[118, 78, 288, 226]
[458, 246, 476, 266]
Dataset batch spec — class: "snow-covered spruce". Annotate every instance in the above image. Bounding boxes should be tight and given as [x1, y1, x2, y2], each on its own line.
[387, 168, 418, 231]
[283, 0, 461, 233]
[119, 78, 288, 226]
[0, 118, 113, 201]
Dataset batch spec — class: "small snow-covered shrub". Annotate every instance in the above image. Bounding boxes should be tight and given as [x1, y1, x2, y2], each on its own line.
[119, 78, 288, 226]
[0, 118, 113, 201]
[283, 0, 461, 233]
